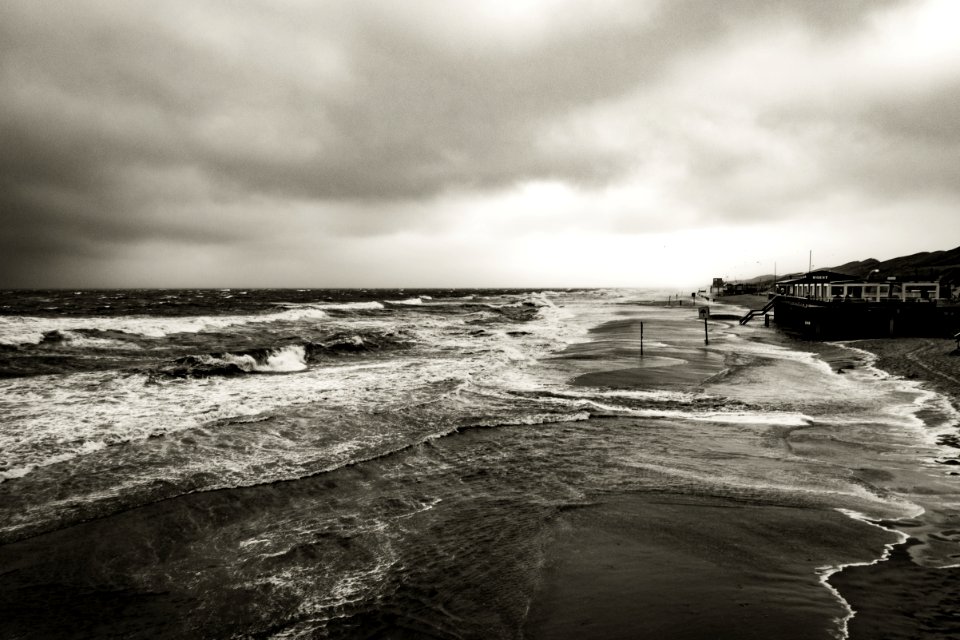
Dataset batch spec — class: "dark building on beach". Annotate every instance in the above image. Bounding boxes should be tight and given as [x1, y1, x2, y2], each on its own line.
[764, 271, 957, 338]
[723, 282, 763, 295]
[774, 270, 943, 302]
[773, 270, 852, 300]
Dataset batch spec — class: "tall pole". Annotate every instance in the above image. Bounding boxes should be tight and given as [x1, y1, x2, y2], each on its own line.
[640, 322, 644, 359]
[808, 250, 812, 274]
[704, 317, 709, 345]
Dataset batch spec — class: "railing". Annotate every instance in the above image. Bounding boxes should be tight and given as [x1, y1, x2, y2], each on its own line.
[739, 295, 780, 325]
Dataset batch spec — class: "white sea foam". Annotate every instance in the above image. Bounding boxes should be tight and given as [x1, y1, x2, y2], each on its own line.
[318, 301, 385, 311]
[839, 343, 960, 423]
[557, 387, 705, 404]
[55, 330, 142, 349]
[0, 362, 343, 481]
[497, 343, 535, 363]
[0, 307, 332, 346]
[470, 411, 591, 428]
[1, 439, 109, 482]
[0, 336, 551, 483]
[0, 301, 575, 484]
[684, 410, 813, 426]
[584, 402, 813, 427]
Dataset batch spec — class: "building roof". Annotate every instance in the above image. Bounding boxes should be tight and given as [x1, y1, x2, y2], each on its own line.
[775, 270, 853, 285]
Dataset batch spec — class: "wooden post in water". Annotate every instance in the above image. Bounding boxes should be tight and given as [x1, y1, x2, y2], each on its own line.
[640, 322, 644, 359]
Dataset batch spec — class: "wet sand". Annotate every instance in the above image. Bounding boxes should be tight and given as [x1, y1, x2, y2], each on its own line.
[532, 321, 960, 639]
[829, 540, 960, 640]
[828, 337, 960, 640]
[526, 309, 897, 639]
[523, 493, 894, 640]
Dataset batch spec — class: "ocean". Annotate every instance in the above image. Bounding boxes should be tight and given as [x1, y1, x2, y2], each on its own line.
[1, 288, 958, 639]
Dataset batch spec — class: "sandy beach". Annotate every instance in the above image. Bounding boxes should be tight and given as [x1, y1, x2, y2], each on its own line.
[734, 301, 960, 638]
[829, 336, 960, 639]
[527, 309, 960, 639]
[523, 491, 893, 640]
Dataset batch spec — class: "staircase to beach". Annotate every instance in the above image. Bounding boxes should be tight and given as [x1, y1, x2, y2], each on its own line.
[739, 296, 779, 325]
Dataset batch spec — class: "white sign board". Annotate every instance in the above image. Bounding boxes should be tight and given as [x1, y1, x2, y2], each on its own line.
[698, 306, 710, 319]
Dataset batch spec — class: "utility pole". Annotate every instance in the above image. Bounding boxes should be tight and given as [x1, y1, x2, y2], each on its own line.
[808, 250, 812, 274]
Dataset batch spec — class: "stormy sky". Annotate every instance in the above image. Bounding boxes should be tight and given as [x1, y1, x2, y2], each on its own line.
[2, 0, 959, 288]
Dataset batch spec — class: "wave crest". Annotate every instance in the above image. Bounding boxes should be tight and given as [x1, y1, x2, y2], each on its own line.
[150, 330, 414, 378]
[158, 345, 308, 378]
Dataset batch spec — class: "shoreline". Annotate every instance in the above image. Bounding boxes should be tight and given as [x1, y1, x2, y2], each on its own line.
[525, 304, 900, 639]
[826, 337, 960, 639]
[846, 337, 960, 408]
[817, 510, 911, 640]
[523, 492, 894, 640]
[732, 320, 960, 638]
[530, 308, 960, 639]
[732, 322, 960, 638]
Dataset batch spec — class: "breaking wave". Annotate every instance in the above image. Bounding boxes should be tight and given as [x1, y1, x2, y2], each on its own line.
[321, 301, 386, 311]
[158, 345, 309, 377]
[151, 331, 414, 378]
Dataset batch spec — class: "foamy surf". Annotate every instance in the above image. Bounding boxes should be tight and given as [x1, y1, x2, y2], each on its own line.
[0, 306, 331, 346]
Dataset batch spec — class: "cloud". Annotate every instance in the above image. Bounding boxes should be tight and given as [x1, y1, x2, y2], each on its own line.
[1, 0, 958, 286]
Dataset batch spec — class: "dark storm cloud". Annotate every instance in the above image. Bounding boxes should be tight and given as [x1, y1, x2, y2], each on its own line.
[1, 0, 900, 199]
[1, 0, 955, 287]
[164, 0, 909, 201]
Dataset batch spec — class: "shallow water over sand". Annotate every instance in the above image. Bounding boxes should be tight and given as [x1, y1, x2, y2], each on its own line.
[1, 289, 957, 638]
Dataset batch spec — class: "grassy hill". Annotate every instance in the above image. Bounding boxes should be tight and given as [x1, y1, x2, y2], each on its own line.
[741, 245, 960, 285]
[829, 246, 960, 281]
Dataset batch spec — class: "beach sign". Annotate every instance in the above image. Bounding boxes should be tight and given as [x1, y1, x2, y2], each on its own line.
[698, 306, 710, 319]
